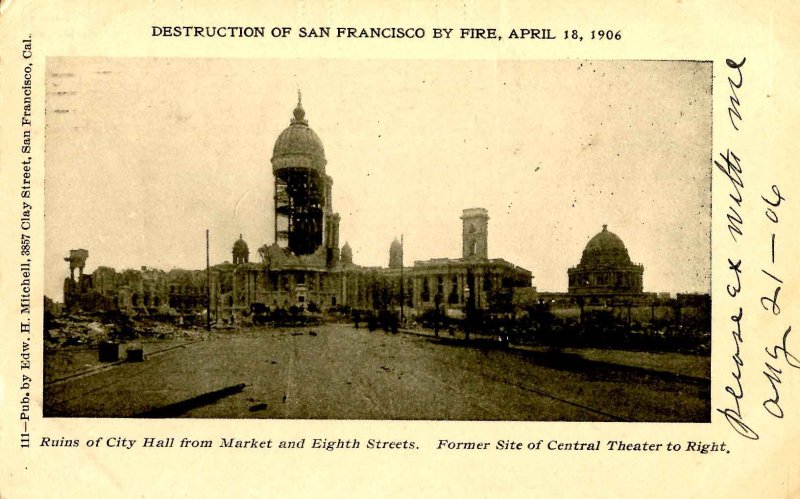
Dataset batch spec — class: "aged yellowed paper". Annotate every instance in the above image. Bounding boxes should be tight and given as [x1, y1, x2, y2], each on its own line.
[1, 1, 798, 497]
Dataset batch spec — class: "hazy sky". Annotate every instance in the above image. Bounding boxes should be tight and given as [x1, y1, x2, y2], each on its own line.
[45, 57, 711, 300]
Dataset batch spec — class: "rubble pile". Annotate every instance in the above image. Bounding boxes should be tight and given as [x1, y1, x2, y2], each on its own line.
[45, 313, 203, 347]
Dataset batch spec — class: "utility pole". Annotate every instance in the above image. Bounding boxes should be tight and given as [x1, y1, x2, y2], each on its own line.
[206, 229, 211, 331]
[399, 234, 404, 325]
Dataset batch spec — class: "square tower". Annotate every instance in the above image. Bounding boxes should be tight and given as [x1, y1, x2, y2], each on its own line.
[461, 208, 489, 260]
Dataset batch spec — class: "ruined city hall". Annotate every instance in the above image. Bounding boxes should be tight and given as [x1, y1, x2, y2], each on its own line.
[61, 94, 705, 323]
[62, 95, 535, 321]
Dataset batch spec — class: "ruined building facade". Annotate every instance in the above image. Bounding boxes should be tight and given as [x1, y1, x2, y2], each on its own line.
[63, 96, 532, 321]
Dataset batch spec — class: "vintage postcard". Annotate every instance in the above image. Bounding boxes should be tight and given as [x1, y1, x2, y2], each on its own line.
[1, 1, 798, 497]
[42, 57, 711, 422]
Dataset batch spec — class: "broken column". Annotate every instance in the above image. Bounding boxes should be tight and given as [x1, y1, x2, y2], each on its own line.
[64, 249, 90, 309]
[64, 249, 89, 282]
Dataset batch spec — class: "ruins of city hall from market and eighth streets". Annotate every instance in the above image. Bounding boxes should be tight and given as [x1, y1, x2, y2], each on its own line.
[61, 92, 708, 325]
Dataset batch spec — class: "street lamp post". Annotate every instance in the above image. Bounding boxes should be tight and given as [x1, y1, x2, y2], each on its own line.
[206, 229, 211, 332]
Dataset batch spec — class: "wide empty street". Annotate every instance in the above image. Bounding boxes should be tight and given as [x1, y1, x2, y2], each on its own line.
[44, 324, 709, 421]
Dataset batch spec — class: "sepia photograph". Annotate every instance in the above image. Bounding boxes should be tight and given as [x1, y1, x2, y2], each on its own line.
[43, 57, 711, 421]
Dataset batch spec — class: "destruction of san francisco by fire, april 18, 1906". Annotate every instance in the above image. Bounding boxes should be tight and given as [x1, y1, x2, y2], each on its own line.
[43, 58, 711, 421]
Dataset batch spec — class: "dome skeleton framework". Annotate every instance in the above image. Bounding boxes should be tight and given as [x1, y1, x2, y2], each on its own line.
[270, 92, 338, 259]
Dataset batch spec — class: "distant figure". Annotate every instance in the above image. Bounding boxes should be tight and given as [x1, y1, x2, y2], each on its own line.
[434, 293, 442, 337]
[353, 310, 361, 329]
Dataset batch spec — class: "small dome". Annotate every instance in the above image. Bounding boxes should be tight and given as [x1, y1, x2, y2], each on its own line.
[233, 236, 248, 251]
[579, 225, 632, 267]
[389, 238, 403, 269]
[232, 235, 250, 264]
[341, 242, 353, 264]
[271, 93, 327, 173]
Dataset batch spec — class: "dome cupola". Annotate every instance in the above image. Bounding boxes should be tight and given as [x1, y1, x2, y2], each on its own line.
[271, 90, 327, 173]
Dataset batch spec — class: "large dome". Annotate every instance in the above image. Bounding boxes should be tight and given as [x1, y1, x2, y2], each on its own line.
[271, 98, 327, 173]
[579, 225, 633, 267]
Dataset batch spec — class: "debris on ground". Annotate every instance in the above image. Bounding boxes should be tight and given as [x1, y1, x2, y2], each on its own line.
[45, 313, 205, 348]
